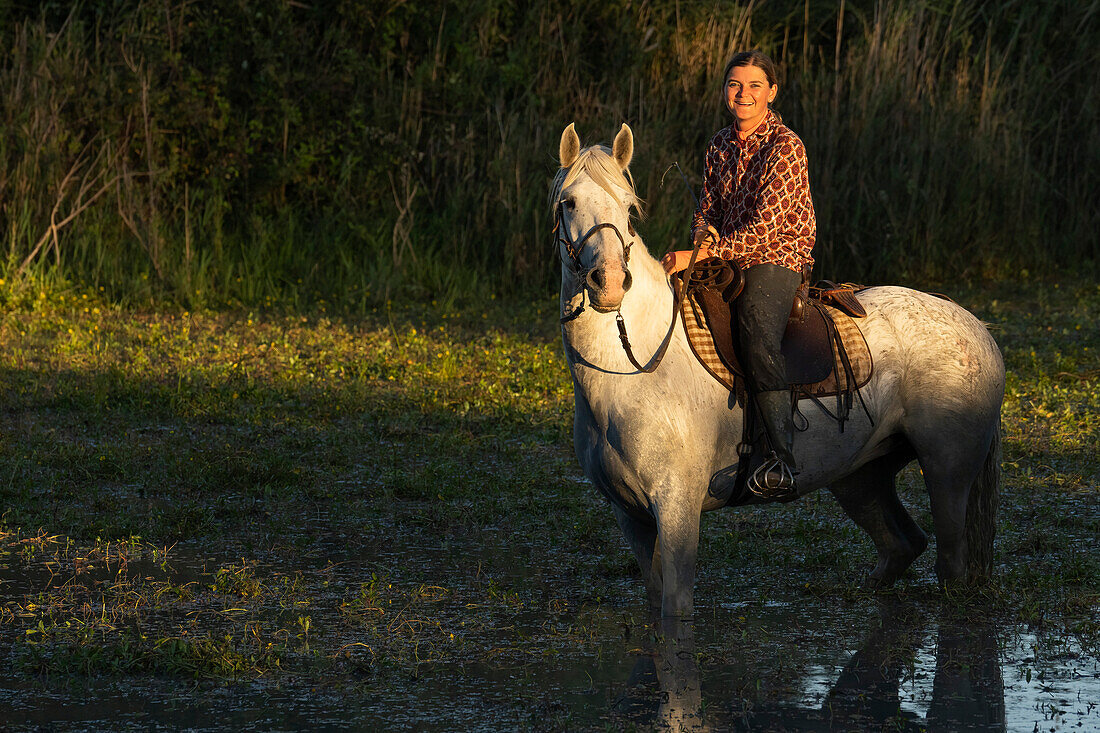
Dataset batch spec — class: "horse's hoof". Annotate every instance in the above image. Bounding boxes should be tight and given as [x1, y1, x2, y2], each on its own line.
[935, 557, 968, 588]
[864, 571, 894, 590]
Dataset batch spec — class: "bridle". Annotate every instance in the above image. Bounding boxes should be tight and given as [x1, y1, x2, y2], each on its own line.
[553, 197, 703, 373]
[552, 199, 634, 323]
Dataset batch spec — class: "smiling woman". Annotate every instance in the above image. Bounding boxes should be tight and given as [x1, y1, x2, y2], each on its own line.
[662, 50, 817, 497]
[724, 54, 779, 131]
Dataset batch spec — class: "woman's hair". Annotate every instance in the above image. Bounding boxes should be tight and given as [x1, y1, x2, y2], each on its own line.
[722, 50, 779, 87]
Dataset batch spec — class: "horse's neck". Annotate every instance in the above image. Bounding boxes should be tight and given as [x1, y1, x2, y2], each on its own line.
[561, 248, 681, 376]
[615, 252, 673, 331]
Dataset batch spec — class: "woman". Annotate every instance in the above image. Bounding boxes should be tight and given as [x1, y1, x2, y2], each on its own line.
[662, 50, 815, 498]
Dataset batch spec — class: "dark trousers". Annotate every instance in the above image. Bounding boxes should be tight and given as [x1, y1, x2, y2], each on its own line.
[736, 263, 801, 393]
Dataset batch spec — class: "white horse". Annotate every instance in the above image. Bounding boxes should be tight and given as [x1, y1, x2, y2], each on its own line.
[553, 123, 1005, 618]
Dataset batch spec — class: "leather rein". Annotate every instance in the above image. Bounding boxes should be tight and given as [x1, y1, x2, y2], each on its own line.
[554, 199, 704, 373]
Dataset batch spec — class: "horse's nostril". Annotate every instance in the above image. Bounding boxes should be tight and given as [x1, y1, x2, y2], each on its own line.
[622, 271, 633, 291]
[587, 269, 605, 290]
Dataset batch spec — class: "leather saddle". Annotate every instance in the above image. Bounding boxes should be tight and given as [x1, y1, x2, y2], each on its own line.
[676, 259, 874, 507]
[683, 259, 865, 388]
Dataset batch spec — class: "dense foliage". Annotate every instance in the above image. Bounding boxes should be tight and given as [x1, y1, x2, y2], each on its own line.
[1, 0, 1096, 306]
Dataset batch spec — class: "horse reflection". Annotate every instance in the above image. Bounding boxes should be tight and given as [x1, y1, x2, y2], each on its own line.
[614, 619, 709, 732]
[612, 600, 1005, 731]
[928, 615, 1005, 730]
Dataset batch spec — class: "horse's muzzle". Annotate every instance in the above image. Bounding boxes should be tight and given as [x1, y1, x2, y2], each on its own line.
[586, 263, 632, 311]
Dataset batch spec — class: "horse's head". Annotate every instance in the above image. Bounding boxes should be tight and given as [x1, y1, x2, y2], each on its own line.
[552, 123, 640, 313]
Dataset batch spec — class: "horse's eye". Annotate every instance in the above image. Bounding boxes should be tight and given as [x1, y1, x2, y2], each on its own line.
[562, 198, 575, 210]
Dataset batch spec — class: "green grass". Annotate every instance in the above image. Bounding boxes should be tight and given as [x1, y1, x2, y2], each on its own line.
[0, 277, 1097, 703]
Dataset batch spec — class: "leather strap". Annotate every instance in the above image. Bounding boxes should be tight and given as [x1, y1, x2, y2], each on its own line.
[615, 239, 705, 373]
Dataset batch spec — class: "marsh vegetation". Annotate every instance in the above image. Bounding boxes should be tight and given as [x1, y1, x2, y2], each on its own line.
[1, 1, 1097, 306]
[0, 279, 1097, 729]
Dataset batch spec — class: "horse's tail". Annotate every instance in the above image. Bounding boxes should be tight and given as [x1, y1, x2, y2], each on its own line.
[965, 421, 1001, 582]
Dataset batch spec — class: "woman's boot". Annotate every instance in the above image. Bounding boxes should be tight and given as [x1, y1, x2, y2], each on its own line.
[749, 389, 798, 500]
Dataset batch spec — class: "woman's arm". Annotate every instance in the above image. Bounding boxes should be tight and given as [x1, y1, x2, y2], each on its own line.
[691, 141, 723, 238]
[661, 225, 717, 274]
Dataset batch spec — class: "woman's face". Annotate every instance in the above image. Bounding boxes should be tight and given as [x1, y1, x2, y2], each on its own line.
[725, 64, 777, 128]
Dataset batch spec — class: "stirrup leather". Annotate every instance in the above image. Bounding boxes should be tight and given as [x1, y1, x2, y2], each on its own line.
[748, 451, 797, 499]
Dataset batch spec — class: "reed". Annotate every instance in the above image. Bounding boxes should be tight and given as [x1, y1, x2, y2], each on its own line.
[0, 0, 1095, 307]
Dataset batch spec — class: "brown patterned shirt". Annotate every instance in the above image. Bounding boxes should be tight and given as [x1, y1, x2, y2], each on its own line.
[692, 109, 815, 273]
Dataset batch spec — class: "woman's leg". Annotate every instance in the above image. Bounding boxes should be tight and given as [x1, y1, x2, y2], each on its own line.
[736, 263, 801, 491]
[736, 263, 800, 394]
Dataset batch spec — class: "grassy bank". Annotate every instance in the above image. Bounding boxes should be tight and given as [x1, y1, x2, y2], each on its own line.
[0, 279, 1096, 709]
[1, 1, 1097, 307]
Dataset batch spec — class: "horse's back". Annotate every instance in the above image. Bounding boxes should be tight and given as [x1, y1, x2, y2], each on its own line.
[856, 286, 1004, 435]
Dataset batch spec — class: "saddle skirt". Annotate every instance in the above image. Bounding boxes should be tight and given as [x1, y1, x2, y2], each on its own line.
[679, 282, 873, 404]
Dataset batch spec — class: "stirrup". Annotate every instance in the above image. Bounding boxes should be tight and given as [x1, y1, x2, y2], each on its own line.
[748, 452, 797, 501]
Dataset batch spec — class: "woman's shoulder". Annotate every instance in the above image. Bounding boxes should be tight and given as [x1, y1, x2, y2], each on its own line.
[768, 114, 807, 153]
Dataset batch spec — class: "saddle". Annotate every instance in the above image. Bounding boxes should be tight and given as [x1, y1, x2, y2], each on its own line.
[675, 259, 874, 507]
[674, 259, 873, 423]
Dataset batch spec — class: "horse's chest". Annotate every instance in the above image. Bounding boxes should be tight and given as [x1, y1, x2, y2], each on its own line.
[571, 392, 666, 510]
[572, 382, 722, 509]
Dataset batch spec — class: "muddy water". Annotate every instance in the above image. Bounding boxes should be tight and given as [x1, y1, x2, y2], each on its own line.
[1, 532, 1097, 731]
[1, 607, 1096, 730]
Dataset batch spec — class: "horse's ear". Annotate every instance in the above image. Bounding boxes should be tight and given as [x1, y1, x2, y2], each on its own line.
[559, 123, 580, 168]
[612, 123, 633, 170]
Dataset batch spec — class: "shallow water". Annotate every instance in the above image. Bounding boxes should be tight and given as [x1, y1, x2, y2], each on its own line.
[1, 612, 1096, 731]
[2, 531, 1097, 732]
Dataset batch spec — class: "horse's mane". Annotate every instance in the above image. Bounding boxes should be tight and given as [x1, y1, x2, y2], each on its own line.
[550, 145, 644, 217]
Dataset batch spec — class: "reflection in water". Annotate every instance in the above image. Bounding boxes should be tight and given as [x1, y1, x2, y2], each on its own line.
[929, 616, 1005, 731]
[614, 619, 708, 732]
[615, 601, 1008, 731]
[653, 619, 707, 731]
[820, 599, 927, 731]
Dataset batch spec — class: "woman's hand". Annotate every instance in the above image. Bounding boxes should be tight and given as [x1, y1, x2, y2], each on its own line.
[661, 250, 697, 274]
[693, 224, 718, 250]
[661, 225, 718, 274]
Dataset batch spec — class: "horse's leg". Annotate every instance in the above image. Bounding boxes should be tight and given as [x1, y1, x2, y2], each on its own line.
[830, 452, 928, 588]
[653, 495, 703, 619]
[910, 427, 993, 586]
[611, 504, 662, 614]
